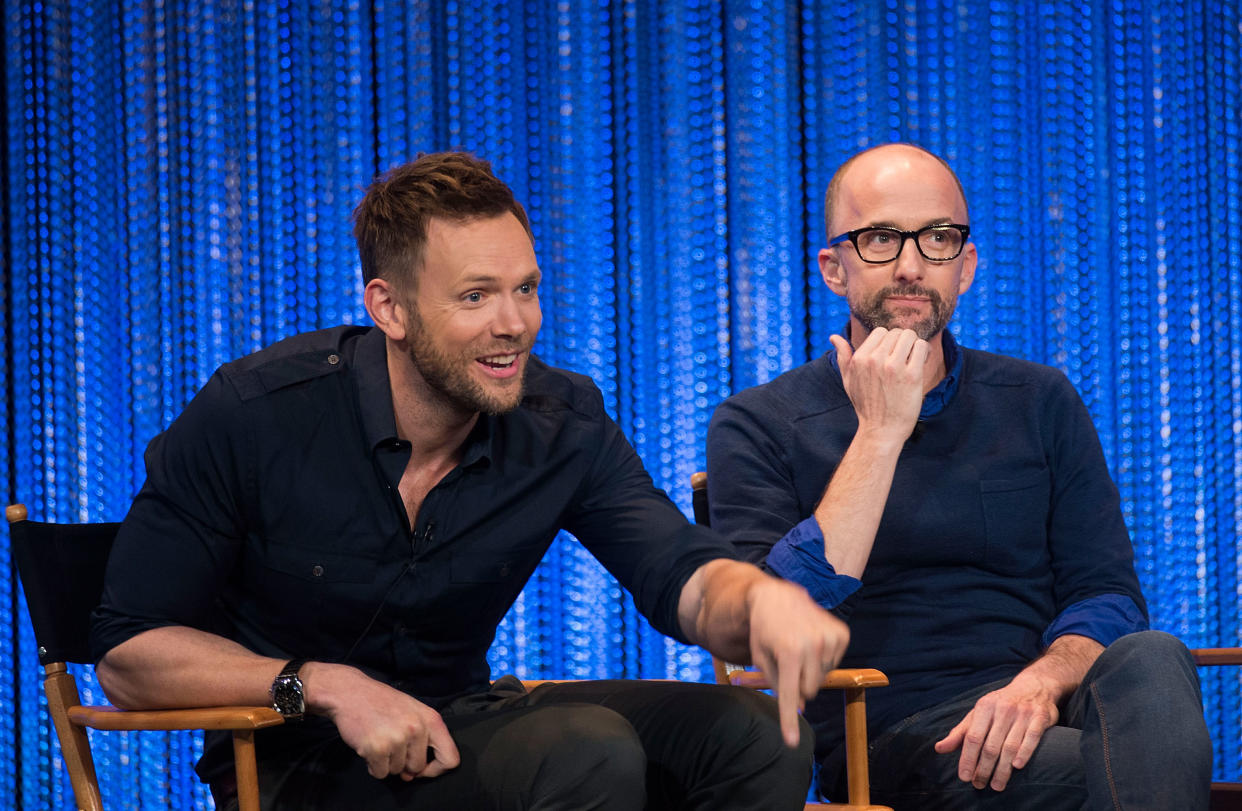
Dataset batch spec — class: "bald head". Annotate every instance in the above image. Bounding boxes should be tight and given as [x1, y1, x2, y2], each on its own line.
[824, 144, 969, 239]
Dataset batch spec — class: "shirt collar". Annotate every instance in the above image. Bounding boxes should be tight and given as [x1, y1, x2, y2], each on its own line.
[826, 324, 963, 418]
[921, 329, 962, 418]
[353, 326, 494, 468]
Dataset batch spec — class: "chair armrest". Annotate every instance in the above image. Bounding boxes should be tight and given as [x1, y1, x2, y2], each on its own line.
[1191, 648, 1242, 666]
[727, 667, 889, 690]
[67, 704, 285, 732]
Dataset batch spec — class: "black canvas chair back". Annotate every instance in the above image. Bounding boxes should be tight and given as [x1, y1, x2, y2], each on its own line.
[691, 471, 711, 528]
[6, 504, 282, 811]
[10, 513, 120, 667]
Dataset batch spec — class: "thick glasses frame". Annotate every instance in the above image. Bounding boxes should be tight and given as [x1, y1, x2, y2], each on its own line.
[829, 224, 971, 264]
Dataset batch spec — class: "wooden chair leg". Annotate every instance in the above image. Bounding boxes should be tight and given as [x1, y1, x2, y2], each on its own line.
[44, 664, 105, 811]
[232, 729, 262, 811]
[843, 686, 871, 805]
[837, 686, 892, 811]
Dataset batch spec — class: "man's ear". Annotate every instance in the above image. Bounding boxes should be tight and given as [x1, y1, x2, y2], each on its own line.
[958, 241, 978, 295]
[364, 278, 408, 342]
[819, 248, 848, 297]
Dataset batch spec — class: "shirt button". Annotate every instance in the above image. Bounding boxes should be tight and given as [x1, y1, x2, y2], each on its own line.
[327, 354, 340, 365]
[311, 564, 324, 577]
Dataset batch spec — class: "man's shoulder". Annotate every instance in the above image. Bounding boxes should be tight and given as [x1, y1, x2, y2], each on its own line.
[961, 347, 1076, 395]
[718, 354, 842, 420]
[519, 356, 606, 420]
[218, 326, 368, 402]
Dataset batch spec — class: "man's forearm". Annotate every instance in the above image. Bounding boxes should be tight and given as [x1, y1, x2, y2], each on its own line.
[676, 558, 849, 666]
[1013, 633, 1105, 704]
[677, 557, 850, 746]
[676, 559, 756, 661]
[97, 625, 287, 710]
[812, 429, 905, 578]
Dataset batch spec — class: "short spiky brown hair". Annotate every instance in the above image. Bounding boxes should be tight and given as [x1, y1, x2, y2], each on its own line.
[352, 151, 533, 290]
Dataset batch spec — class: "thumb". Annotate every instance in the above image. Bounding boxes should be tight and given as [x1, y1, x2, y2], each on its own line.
[934, 718, 967, 753]
[829, 334, 854, 368]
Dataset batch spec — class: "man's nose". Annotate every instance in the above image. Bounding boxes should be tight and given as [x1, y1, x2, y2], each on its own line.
[892, 236, 925, 282]
[492, 295, 528, 337]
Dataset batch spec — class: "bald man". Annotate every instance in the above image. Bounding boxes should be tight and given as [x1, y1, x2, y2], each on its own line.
[706, 143, 1211, 809]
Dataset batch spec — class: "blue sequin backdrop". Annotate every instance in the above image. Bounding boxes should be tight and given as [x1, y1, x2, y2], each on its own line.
[3, 1, 1240, 807]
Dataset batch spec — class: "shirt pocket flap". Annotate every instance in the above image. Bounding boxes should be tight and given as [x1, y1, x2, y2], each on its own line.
[260, 540, 382, 584]
[450, 553, 517, 583]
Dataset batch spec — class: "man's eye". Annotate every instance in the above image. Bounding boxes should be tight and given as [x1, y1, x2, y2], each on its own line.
[519, 283, 536, 295]
[465, 292, 483, 303]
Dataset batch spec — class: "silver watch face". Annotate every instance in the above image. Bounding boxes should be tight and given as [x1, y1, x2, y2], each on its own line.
[272, 675, 305, 718]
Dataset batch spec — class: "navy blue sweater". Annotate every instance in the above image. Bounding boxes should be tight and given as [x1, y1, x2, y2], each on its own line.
[706, 340, 1147, 762]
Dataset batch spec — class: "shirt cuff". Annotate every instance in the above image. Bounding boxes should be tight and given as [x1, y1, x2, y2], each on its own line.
[766, 517, 862, 610]
[1042, 593, 1149, 649]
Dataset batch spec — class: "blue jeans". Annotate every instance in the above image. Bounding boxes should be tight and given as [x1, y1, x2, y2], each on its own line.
[841, 631, 1212, 810]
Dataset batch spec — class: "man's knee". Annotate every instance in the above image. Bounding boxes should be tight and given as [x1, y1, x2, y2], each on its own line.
[519, 704, 646, 807]
[1077, 631, 1212, 807]
[697, 686, 814, 782]
[1095, 630, 1203, 701]
[1104, 629, 1194, 668]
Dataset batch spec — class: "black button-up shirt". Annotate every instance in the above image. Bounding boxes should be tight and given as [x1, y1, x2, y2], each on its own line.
[92, 325, 733, 706]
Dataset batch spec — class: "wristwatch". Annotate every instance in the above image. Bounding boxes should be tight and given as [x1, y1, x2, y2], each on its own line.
[270, 658, 308, 721]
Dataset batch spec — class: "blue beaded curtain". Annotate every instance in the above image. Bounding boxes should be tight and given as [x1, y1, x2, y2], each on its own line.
[3, 0, 1239, 806]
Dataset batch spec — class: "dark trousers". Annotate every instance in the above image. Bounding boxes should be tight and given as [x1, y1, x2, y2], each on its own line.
[837, 631, 1212, 810]
[221, 678, 814, 810]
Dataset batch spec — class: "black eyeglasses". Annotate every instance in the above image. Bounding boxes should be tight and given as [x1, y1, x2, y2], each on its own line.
[828, 224, 971, 264]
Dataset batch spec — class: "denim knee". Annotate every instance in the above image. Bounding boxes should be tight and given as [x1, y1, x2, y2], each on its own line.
[1104, 630, 1195, 670]
[1095, 630, 1202, 701]
[1073, 629, 1212, 810]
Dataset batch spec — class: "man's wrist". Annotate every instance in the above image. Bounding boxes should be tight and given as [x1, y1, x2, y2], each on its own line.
[851, 423, 913, 455]
[299, 661, 365, 716]
[1018, 635, 1104, 703]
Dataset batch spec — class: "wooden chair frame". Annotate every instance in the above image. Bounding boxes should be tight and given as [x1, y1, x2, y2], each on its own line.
[1191, 649, 1242, 811]
[7, 503, 284, 811]
[691, 473, 891, 811]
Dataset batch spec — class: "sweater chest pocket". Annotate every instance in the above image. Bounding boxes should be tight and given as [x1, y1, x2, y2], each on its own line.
[979, 470, 1052, 573]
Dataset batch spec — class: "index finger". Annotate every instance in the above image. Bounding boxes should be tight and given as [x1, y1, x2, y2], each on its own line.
[908, 336, 931, 365]
[955, 710, 993, 782]
[419, 719, 461, 778]
[774, 655, 805, 748]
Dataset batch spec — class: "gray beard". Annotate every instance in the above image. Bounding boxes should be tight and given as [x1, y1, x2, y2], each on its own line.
[851, 284, 953, 341]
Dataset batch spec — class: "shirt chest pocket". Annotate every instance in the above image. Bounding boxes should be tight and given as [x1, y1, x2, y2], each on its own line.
[244, 540, 385, 642]
[980, 470, 1052, 574]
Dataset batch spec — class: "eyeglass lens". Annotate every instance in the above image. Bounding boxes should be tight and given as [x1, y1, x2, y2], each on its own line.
[856, 227, 963, 262]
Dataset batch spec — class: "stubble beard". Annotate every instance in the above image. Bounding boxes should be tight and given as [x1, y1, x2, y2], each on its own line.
[404, 310, 528, 417]
[850, 284, 955, 341]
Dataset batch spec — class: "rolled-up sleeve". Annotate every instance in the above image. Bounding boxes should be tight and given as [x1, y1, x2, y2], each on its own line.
[767, 518, 861, 610]
[1042, 593, 1149, 649]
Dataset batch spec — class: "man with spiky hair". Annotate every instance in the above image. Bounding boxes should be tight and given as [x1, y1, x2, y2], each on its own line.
[91, 151, 852, 810]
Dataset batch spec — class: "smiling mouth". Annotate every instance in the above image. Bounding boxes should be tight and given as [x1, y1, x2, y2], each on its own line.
[478, 353, 519, 369]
